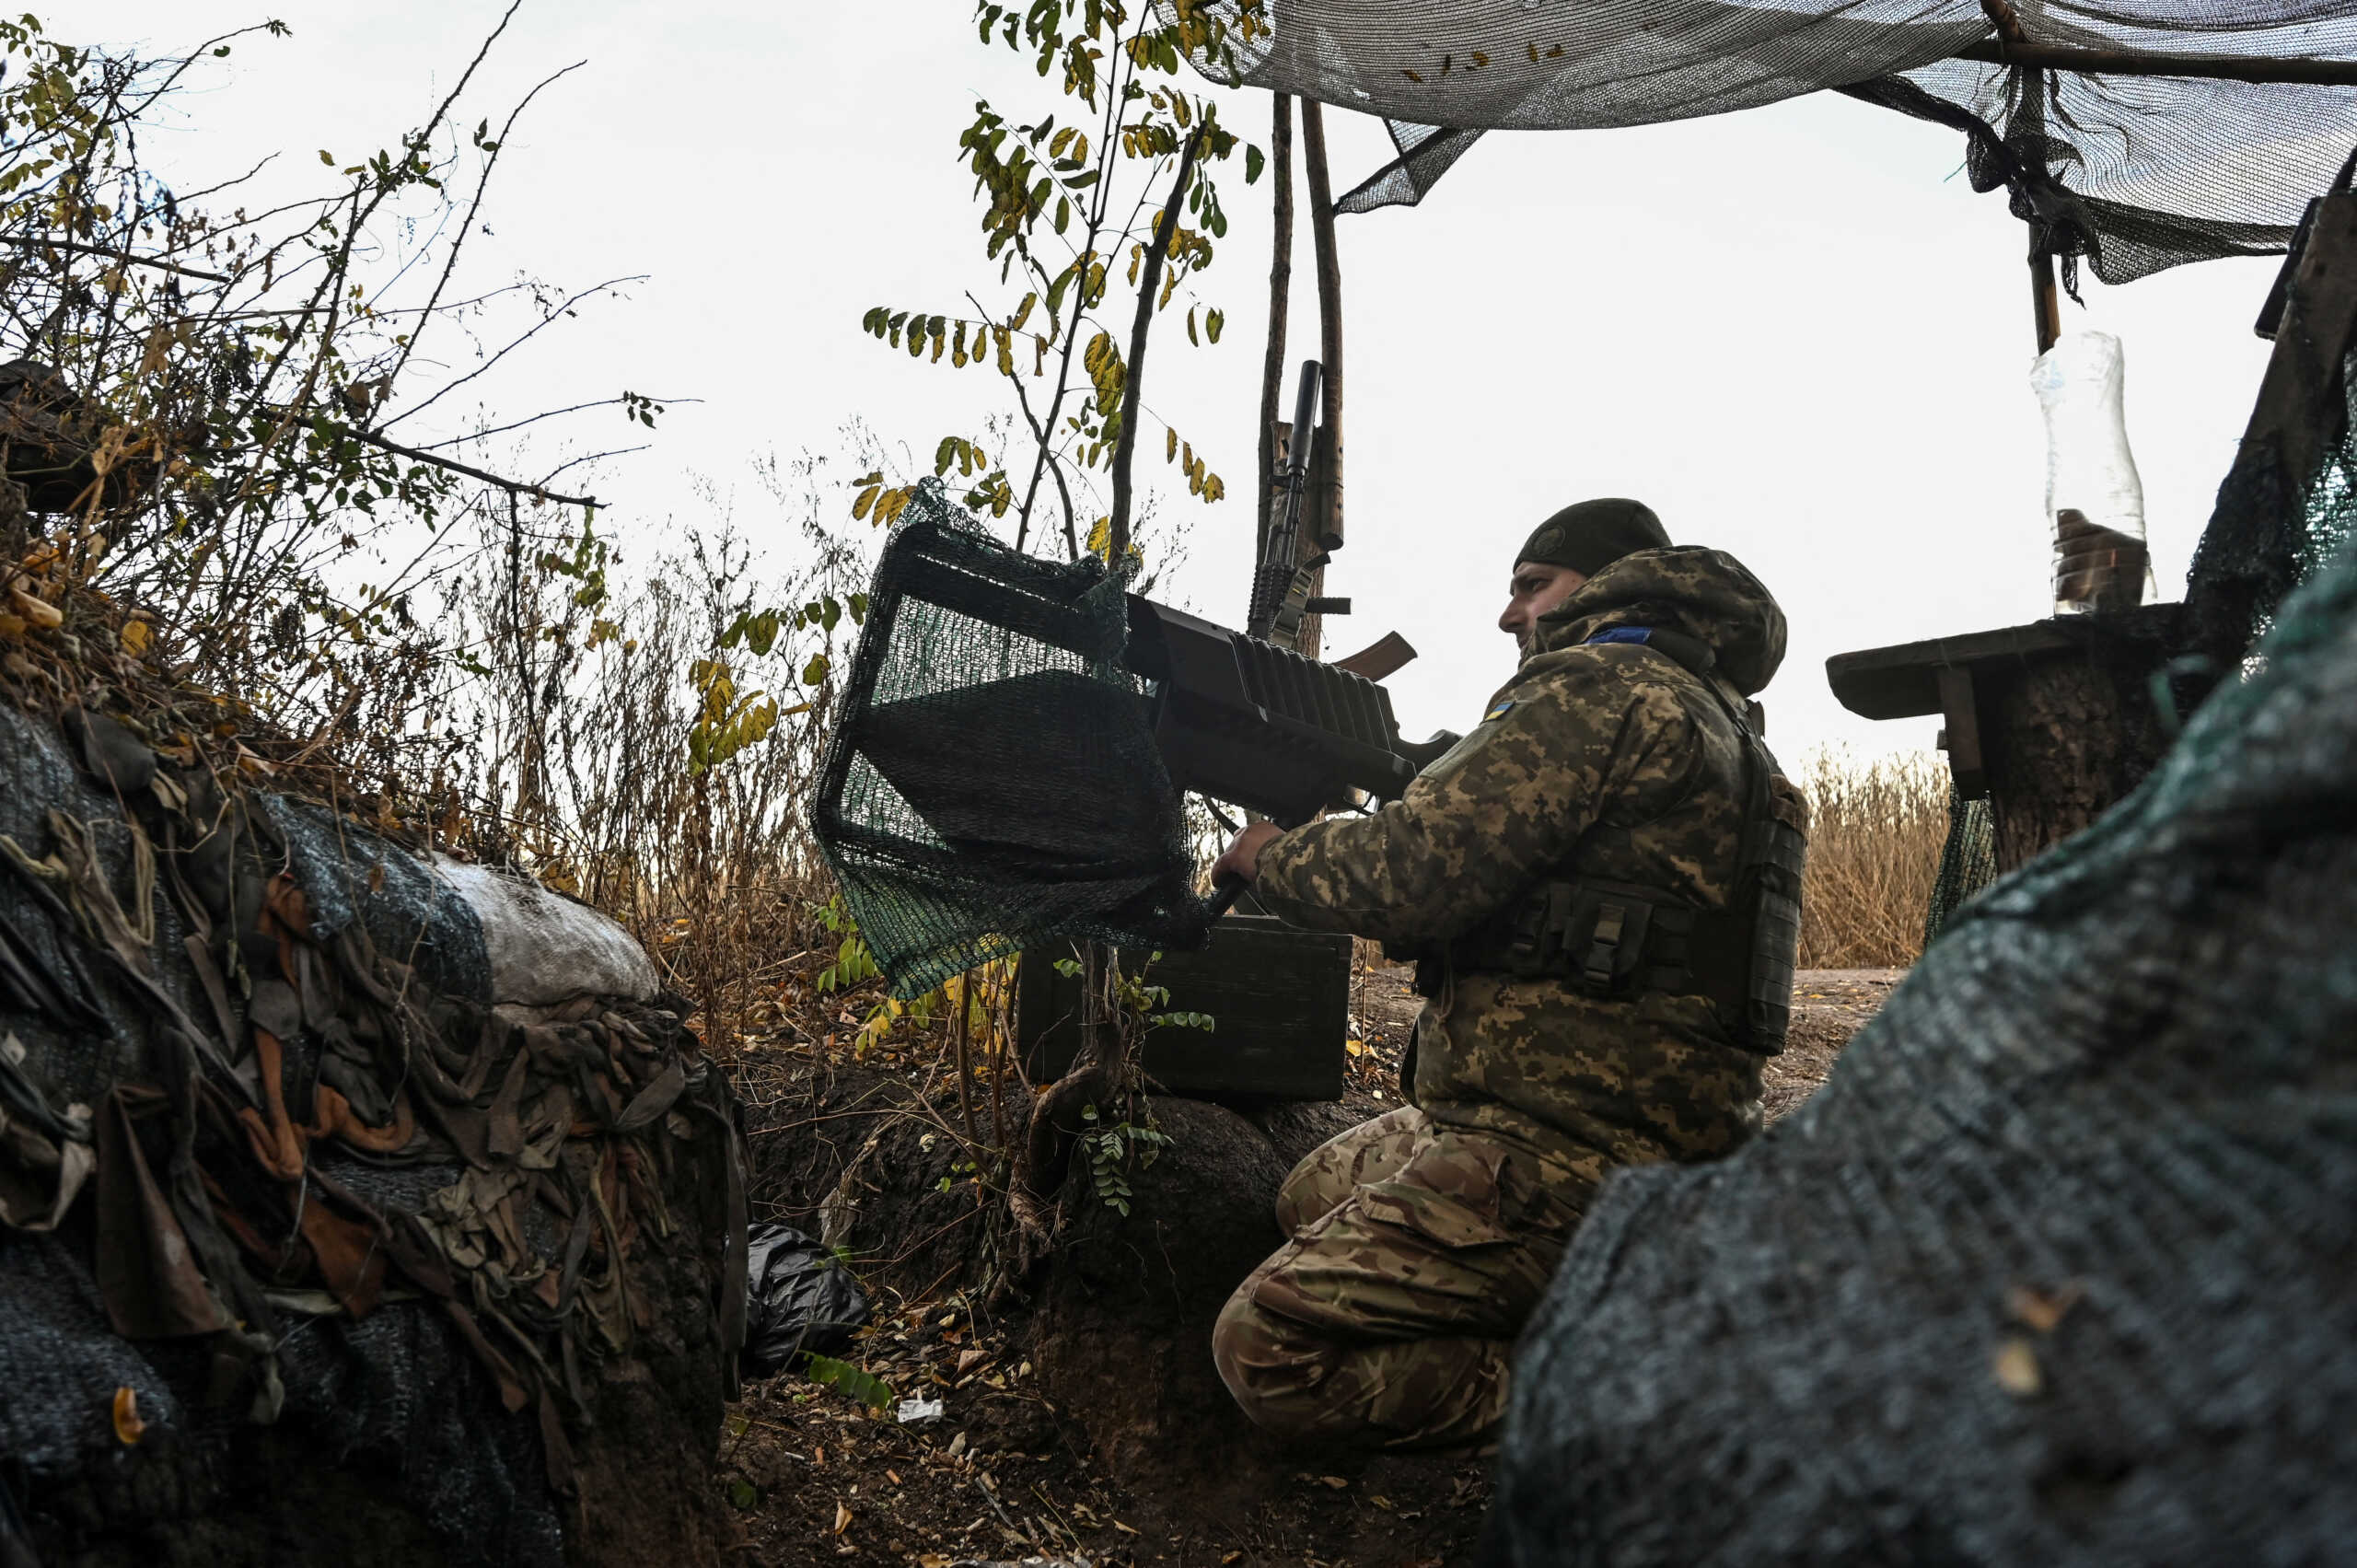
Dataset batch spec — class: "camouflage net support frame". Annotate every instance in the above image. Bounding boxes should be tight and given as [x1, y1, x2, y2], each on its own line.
[813, 483, 1207, 999]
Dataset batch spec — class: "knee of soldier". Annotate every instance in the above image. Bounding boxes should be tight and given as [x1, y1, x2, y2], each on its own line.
[1212, 1282, 1339, 1441]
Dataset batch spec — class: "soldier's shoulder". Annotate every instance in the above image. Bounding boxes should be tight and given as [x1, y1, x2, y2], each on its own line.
[1512, 641, 1709, 707]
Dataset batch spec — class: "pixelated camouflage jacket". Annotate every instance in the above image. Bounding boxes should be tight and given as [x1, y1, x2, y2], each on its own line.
[1251, 546, 1798, 1183]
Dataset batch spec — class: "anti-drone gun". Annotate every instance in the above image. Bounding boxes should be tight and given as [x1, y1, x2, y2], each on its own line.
[812, 482, 1453, 990]
[1126, 595, 1455, 829]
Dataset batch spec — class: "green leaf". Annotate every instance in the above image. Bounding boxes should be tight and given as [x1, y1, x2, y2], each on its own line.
[806, 1354, 894, 1412]
[802, 652, 830, 686]
[1246, 144, 1264, 183]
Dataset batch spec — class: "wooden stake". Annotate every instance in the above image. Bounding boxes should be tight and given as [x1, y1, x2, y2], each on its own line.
[1299, 100, 1345, 662]
[1258, 94, 1295, 575]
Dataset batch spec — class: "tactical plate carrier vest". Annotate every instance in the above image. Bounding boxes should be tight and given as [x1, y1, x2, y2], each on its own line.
[1408, 627, 1806, 1054]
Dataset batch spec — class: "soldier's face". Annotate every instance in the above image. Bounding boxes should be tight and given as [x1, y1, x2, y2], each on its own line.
[1498, 561, 1588, 651]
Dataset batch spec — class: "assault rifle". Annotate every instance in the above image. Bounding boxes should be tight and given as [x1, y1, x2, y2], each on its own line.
[1247, 360, 1333, 645]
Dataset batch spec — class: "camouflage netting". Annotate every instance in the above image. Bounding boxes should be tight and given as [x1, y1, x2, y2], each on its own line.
[0, 703, 745, 1567]
[2186, 348, 2357, 671]
[1485, 516, 2357, 1562]
[1175, 0, 2357, 284]
[813, 482, 1207, 998]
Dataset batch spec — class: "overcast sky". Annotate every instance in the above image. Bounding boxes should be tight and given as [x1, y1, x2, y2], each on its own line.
[91, 1, 2286, 761]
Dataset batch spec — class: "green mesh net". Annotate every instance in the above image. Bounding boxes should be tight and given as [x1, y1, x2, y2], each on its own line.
[812, 484, 1207, 999]
[1922, 786, 1995, 948]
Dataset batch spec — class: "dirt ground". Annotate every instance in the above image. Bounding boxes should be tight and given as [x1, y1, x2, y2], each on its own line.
[714, 962, 1898, 1568]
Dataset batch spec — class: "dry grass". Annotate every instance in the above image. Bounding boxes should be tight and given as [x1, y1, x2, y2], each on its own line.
[1794, 748, 1952, 970]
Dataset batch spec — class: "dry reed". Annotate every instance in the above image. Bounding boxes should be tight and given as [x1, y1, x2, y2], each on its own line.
[1794, 747, 1951, 970]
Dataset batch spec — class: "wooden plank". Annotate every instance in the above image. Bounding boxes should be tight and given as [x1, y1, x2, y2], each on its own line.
[1825, 604, 2179, 720]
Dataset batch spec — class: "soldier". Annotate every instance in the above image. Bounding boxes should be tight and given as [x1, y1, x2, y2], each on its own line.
[1205, 497, 1806, 1449]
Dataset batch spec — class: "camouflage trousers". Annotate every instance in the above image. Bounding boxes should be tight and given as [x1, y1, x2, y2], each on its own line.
[1211, 1105, 1589, 1449]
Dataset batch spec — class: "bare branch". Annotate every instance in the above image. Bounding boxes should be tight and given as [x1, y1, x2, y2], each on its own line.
[344, 424, 599, 507]
[0, 235, 228, 284]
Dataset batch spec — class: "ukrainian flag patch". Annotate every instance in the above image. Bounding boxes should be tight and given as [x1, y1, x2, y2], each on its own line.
[1484, 699, 1516, 723]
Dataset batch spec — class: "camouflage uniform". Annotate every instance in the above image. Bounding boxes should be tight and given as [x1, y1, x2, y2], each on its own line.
[1212, 546, 1795, 1447]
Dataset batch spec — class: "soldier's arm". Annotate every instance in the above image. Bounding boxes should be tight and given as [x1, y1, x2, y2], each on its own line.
[1248, 656, 1696, 948]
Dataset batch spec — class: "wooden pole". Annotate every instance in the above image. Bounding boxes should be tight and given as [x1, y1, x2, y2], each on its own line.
[2031, 245, 2061, 356]
[1257, 94, 1295, 578]
[1298, 100, 1344, 662]
[1955, 38, 2357, 87]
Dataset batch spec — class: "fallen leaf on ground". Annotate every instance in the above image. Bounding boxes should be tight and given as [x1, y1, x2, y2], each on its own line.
[1113, 1519, 1141, 1536]
[832, 1501, 853, 1536]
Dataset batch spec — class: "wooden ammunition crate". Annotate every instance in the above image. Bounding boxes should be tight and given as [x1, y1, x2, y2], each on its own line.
[1016, 914, 1350, 1101]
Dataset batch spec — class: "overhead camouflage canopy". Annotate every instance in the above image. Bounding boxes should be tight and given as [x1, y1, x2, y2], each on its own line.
[1176, 0, 2357, 283]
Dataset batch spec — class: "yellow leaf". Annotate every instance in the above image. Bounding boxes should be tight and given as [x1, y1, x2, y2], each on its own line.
[119, 619, 151, 656]
[10, 586, 61, 629]
[1991, 1336, 2043, 1398]
[112, 1386, 145, 1445]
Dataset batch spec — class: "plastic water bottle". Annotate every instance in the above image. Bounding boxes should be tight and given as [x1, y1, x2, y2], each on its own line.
[2032, 331, 2150, 615]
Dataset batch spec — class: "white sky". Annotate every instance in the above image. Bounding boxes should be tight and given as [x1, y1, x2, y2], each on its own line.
[90, 1, 2285, 760]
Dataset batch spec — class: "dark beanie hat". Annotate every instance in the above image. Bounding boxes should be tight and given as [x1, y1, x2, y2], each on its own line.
[1516, 498, 1670, 575]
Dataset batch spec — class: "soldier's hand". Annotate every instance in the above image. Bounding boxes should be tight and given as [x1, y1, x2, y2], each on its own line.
[1210, 821, 1283, 886]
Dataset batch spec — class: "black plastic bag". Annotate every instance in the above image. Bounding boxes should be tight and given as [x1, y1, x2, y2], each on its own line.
[740, 1225, 869, 1376]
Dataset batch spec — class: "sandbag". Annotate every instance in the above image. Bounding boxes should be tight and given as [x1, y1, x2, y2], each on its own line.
[1487, 541, 2357, 1566]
